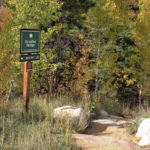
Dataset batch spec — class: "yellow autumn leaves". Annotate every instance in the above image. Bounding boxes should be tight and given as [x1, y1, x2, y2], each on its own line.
[114, 72, 136, 89]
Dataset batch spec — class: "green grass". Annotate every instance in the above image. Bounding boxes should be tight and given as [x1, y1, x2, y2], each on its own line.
[0, 95, 87, 150]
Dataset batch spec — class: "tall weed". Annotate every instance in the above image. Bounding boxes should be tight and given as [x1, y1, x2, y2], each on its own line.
[0, 95, 83, 150]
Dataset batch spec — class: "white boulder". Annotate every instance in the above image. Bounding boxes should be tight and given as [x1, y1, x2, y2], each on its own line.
[139, 135, 150, 146]
[52, 106, 88, 127]
[136, 118, 150, 146]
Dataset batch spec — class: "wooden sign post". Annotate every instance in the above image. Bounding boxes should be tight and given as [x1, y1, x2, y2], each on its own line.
[20, 29, 40, 111]
[23, 61, 32, 112]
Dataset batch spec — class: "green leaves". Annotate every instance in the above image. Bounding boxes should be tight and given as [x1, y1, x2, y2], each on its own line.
[8, 0, 61, 28]
[0, 0, 62, 99]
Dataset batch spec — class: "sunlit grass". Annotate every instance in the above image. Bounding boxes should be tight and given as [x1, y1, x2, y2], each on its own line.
[127, 108, 150, 135]
[0, 95, 87, 150]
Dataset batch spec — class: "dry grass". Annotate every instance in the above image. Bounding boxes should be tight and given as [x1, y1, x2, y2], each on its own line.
[0, 95, 88, 150]
[127, 108, 150, 135]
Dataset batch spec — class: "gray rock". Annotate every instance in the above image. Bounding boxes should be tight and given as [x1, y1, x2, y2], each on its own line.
[92, 119, 118, 126]
[117, 119, 133, 127]
[109, 115, 124, 120]
[99, 110, 109, 118]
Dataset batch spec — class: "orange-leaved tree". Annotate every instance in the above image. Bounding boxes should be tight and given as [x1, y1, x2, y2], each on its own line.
[0, 6, 12, 100]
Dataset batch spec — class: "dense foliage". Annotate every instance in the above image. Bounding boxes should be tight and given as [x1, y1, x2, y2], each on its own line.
[1, 0, 150, 107]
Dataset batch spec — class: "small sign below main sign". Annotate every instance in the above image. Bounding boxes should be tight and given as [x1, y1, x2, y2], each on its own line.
[20, 29, 40, 54]
[20, 54, 40, 62]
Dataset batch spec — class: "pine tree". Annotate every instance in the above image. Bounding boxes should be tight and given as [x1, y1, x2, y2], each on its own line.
[46, 0, 95, 94]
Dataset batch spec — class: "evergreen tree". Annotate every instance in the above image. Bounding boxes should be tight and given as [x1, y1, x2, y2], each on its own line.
[87, 0, 140, 106]
[46, 0, 95, 94]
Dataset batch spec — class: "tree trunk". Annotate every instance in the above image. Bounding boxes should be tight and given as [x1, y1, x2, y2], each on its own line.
[95, 29, 101, 95]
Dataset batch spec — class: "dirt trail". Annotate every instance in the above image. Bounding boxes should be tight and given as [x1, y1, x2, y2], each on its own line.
[73, 118, 150, 150]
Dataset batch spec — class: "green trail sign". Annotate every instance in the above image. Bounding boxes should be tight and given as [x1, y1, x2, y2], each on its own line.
[20, 54, 40, 62]
[20, 29, 41, 111]
[20, 29, 40, 54]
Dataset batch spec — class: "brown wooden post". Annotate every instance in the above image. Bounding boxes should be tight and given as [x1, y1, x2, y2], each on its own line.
[23, 61, 32, 112]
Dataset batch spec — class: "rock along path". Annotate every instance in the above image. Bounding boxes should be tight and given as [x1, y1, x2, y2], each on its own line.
[73, 117, 150, 150]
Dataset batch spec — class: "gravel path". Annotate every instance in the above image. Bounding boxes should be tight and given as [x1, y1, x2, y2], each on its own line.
[73, 118, 150, 150]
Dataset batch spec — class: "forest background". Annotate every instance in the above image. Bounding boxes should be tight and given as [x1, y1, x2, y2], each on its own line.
[0, 0, 150, 109]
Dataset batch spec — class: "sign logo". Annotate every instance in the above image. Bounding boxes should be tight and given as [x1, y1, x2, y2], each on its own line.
[29, 33, 33, 38]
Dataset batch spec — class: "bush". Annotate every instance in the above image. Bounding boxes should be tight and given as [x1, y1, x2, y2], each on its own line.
[101, 99, 123, 116]
[100, 98, 136, 117]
